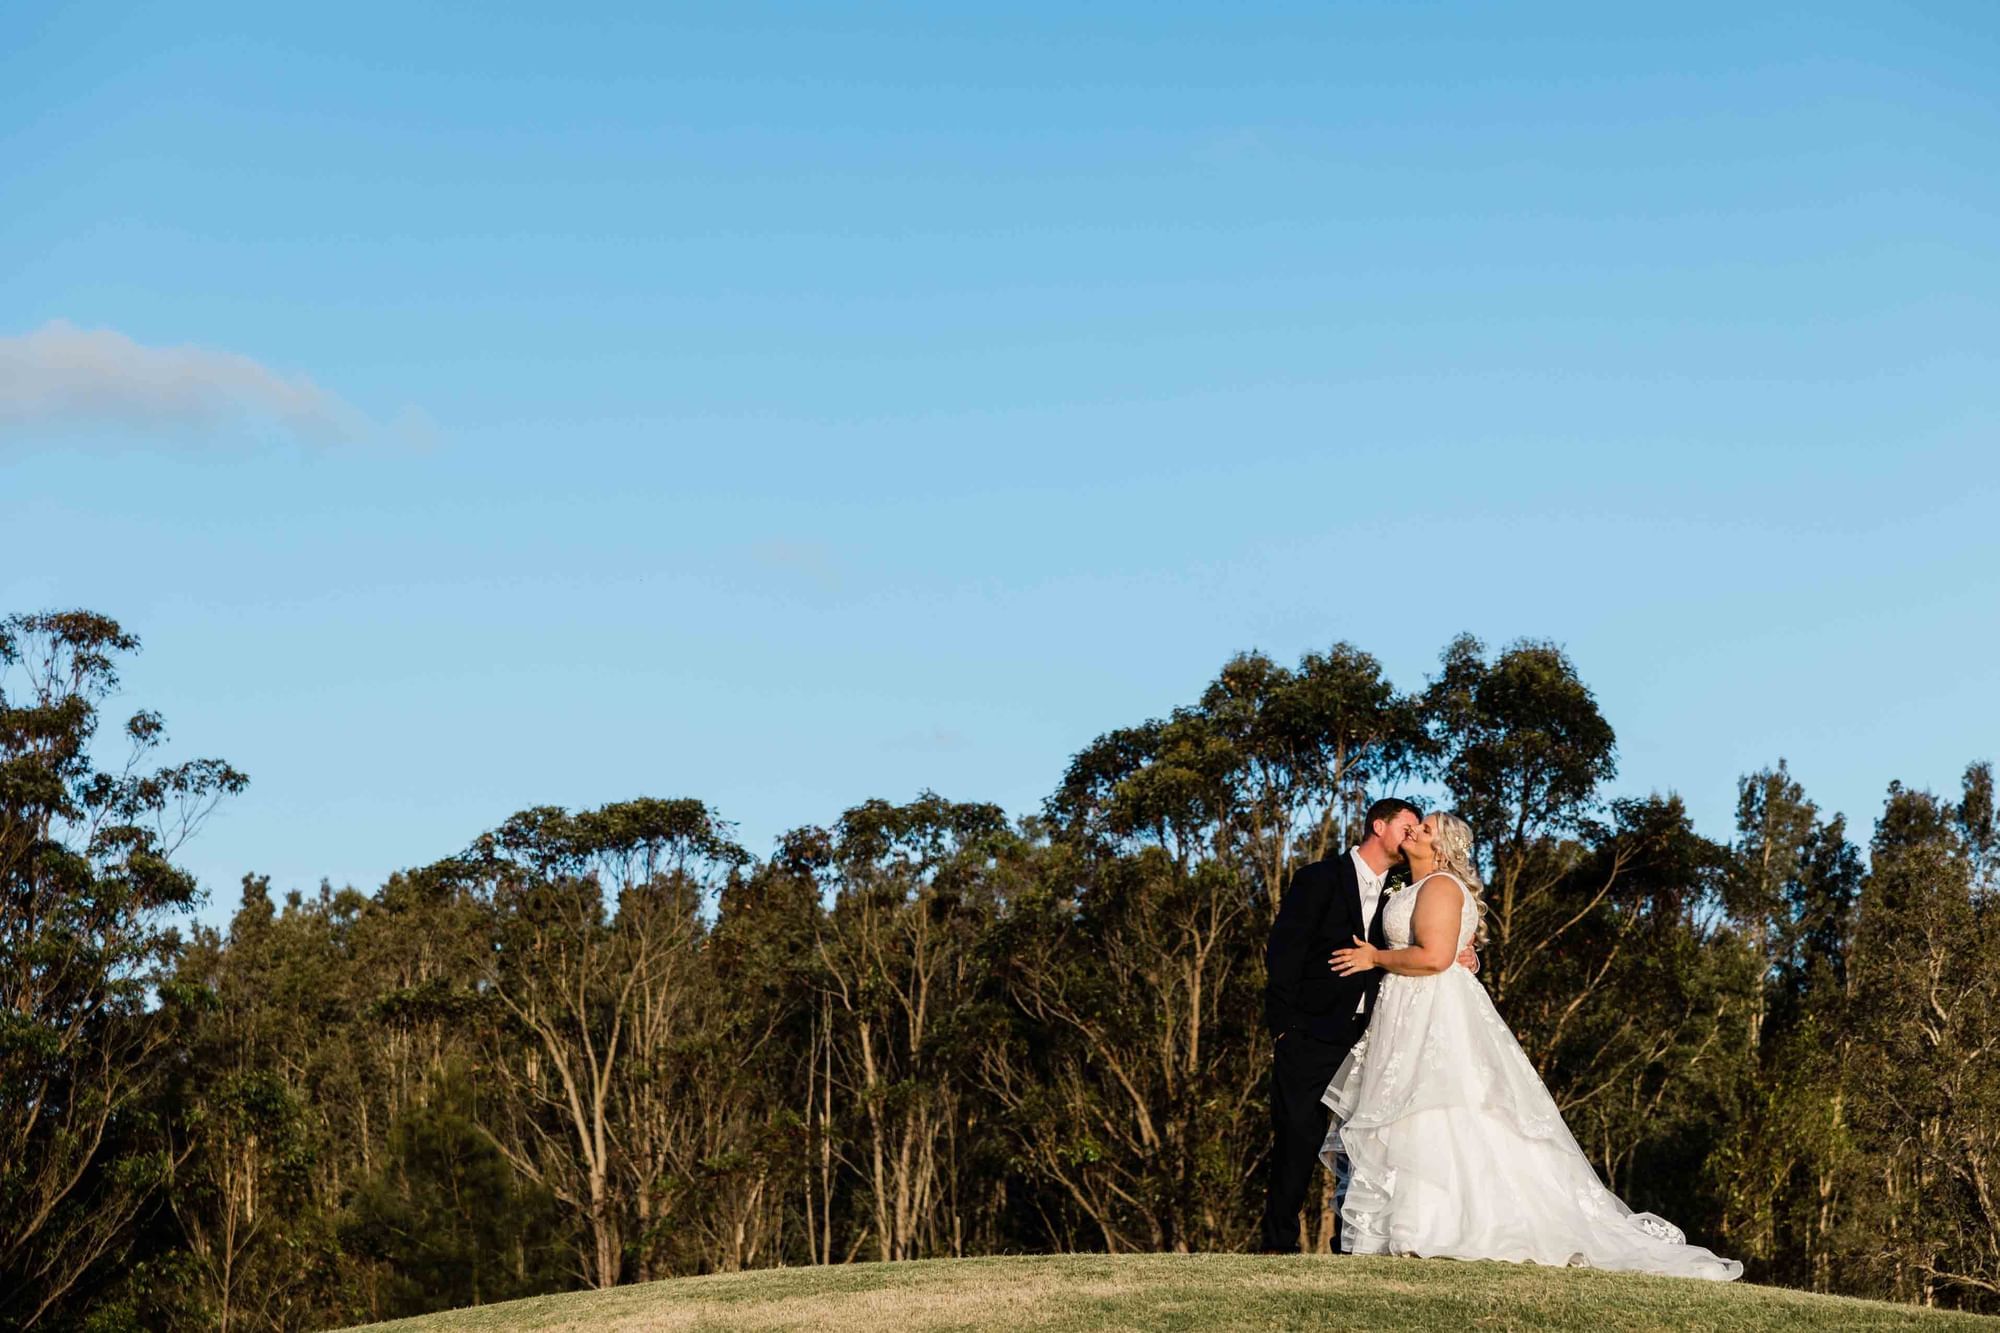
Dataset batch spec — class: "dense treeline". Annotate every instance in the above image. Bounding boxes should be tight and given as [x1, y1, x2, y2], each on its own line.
[3, 609, 1996, 1328]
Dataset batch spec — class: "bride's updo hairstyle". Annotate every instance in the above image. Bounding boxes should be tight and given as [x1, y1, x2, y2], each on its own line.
[1429, 811, 1490, 948]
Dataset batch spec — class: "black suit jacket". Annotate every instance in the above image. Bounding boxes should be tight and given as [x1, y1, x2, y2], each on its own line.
[1264, 851, 1393, 1045]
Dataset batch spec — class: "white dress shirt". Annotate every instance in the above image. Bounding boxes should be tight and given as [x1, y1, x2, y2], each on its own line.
[1349, 847, 1387, 1013]
[1351, 847, 1386, 936]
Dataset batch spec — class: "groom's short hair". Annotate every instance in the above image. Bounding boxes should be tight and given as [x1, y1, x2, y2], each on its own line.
[1362, 797, 1423, 842]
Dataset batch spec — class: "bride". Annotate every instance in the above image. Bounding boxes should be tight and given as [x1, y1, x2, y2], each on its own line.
[1320, 811, 1742, 1281]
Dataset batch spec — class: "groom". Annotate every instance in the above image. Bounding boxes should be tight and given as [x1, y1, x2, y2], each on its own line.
[1257, 797, 1476, 1253]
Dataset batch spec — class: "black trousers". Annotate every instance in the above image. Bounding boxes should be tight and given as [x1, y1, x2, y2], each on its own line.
[1258, 1028, 1355, 1253]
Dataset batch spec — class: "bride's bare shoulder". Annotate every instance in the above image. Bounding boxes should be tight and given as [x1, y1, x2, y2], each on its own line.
[1413, 871, 1468, 898]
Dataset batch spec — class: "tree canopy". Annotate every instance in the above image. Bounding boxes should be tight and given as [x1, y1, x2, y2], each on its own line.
[4, 611, 1995, 1327]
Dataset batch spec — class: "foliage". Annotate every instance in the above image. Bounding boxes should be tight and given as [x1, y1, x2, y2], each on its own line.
[0, 611, 245, 1329]
[6, 611, 1998, 1325]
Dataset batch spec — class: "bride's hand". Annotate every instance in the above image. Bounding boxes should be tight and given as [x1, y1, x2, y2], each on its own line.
[1329, 935, 1379, 976]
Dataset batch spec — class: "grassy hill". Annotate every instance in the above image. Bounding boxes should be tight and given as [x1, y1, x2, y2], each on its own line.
[351, 1252, 1995, 1331]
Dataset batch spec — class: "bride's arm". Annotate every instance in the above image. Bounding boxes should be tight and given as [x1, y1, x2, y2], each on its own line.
[1329, 880, 1461, 978]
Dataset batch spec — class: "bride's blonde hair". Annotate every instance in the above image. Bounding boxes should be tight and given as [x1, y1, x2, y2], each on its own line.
[1425, 811, 1490, 947]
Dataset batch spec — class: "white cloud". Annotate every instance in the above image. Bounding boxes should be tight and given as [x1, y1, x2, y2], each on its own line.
[0, 320, 378, 446]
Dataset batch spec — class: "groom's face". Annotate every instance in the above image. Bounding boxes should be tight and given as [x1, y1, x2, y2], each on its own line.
[1378, 810, 1420, 860]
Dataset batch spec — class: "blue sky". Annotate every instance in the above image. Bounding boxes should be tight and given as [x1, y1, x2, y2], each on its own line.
[3, 2, 1995, 930]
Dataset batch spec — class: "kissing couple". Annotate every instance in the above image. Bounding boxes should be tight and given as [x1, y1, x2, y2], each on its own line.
[1258, 798, 1741, 1280]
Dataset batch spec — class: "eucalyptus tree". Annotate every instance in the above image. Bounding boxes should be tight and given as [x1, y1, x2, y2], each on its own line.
[979, 835, 1264, 1252]
[1702, 763, 1866, 1288]
[0, 611, 245, 1329]
[752, 829, 855, 1266]
[1962, 762, 1997, 891]
[1030, 691, 1251, 1252]
[1001, 643, 1414, 1252]
[1841, 773, 2000, 1311]
[1195, 646, 1420, 919]
[356, 861, 495, 1153]
[795, 793, 1011, 1262]
[1419, 634, 1617, 1008]
[457, 798, 749, 1288]
[1727, 763, 1821, 1054]
[1725, 761, 1863, 1051]
[162, 876, 355, 1332]
[707, 841, 847, 1269]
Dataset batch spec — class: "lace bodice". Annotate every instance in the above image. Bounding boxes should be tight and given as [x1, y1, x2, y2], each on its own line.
[1381, 871, 1477, 954]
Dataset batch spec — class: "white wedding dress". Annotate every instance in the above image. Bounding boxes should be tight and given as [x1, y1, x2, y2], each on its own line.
[1318, 871, 1742, 1280]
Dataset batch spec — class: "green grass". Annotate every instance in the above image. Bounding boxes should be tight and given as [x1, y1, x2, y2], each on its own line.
[347, 1252, 1996, 1331]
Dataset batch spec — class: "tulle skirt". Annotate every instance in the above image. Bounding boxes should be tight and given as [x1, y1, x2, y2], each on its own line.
[1319, 965, 1742, 1281]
